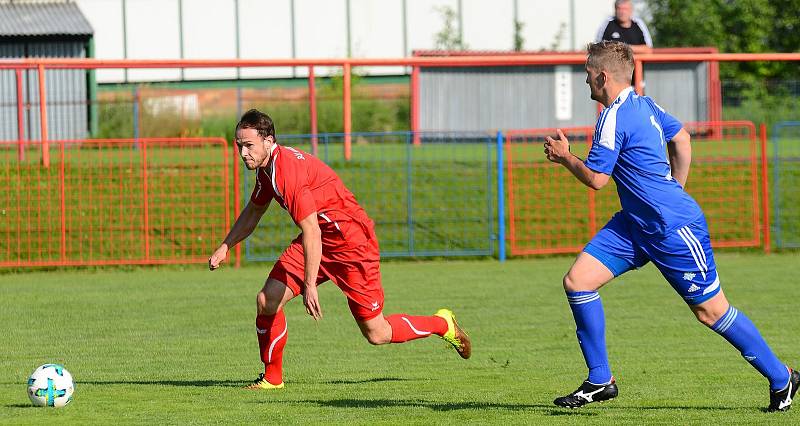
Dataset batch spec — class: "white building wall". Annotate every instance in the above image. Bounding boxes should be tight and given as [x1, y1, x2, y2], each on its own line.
[73, 0, 643, 83]
[461, 0, 513, 51]
[237, 0, 294, 79]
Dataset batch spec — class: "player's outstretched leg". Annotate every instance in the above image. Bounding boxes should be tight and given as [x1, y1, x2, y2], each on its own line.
[694, 293, 795, 411]
[362, 310, 471, 359]
[246, 278, 295, 390]
[433, 309, 471, 359]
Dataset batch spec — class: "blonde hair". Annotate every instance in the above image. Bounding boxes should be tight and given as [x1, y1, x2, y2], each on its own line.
[586, 41, 634, 84]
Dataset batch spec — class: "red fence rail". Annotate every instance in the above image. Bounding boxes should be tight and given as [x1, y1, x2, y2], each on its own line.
[2, 52, 798, 167]
[0, 138, 230, 267]
[506, 121, 764, 256]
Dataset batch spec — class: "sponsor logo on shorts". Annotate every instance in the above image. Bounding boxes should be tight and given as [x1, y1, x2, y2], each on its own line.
[683, 272, 696, 281]
[370, 301, 380, 311]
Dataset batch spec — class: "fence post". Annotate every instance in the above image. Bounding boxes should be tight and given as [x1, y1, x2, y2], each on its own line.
[748, 122, 760, 249]
[771, 123, 783, 249]
[633, 59, 644, 95]
[141, 140, 150, 260]
[233, 142, 241, 268]
[759, 123, 771, 253]
[133, 85, 140, 147]
[406, 132, 415, 256]
[236, 85, 242, 120]
[343, 63, 352, 161]
[15, 68, 25, 162]
[60, 141, 66, 263]
[496, 130, 505, 262]
[308, 65, 318, 156]
[222, 138, 231, 267]
[411, 65, 420, 146]
[586, 129, 597, 236]
[37, 64, 49, 168]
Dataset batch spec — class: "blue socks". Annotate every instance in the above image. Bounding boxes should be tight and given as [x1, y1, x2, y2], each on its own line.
[567, 291, 612, 384]
[711, 306, 790, 391]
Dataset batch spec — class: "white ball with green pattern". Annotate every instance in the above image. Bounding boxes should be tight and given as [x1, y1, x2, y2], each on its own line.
[27, 364, 74, 407]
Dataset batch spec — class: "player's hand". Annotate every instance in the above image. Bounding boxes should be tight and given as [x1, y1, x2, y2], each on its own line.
[544, 129, 571, 164]
[208, 244, 228, 271]
[303, 283, 323, 321]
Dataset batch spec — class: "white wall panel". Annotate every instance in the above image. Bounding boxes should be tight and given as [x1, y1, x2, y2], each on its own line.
[294, 0, 346, 76]
[74, 0, 634, 83]
[125, 0, 181, 81]
[462, 0, 513, 51]
[75, 0, 125, 82]
[350, 0, 403, 75]
[238, 0, 294, 79]
[406, 0, 456, 53]
[183, 0, 237, 80]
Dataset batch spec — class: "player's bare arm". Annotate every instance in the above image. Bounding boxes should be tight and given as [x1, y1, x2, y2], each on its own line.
[544, 129, 610, 190]
[209, 200, 268, 270]
[297, 211, 323, 320]
[666, 128, 692, 187]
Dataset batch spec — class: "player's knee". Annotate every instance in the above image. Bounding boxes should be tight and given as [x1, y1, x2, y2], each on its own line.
[690, 293, 729, 327]
[693, 308, 722, 327]
[359, 323, 392, 345]
[563, 273, 578, 292]
[363, 330, 390, 345]
[256, 291, 280, 315]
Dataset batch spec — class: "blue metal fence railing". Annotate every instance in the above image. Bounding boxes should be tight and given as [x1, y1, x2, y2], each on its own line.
[772, 121, 800, 249]
[242, 131, 498, 261]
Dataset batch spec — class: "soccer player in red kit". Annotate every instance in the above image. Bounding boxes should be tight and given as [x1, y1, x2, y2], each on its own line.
[209, 109, 471, 389]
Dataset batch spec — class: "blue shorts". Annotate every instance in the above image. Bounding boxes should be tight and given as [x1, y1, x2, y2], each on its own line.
[584, 212, 721, 306]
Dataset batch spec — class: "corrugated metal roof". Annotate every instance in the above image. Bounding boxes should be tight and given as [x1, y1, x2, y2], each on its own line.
[0, 2, 93, 37]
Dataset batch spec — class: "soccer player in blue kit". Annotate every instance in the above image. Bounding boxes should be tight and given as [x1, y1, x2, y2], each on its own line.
[544, 41, 798, 411]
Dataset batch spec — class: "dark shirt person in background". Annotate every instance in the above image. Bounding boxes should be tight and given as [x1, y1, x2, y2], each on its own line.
[596, 0, 653, 48]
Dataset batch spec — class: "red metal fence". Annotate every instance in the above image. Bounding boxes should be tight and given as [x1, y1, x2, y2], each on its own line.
[506, 121, 766, 256]
[1, 54, 797, 267]
[0, 138, 230, 267]
[2, 52, 799, 168]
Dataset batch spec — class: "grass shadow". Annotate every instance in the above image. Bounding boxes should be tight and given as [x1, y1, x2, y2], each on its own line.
[319, 377, 413, 385]
[293, 398, 560, 413]
[39, 377, 413, 388]
[78, 379, 244, 388]
[637, 405, 745, 411]
[5, 403, 36, 409]
[291, 398, 747, 415]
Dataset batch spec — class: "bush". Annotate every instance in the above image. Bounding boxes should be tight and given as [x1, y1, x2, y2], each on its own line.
[94, 87, 409, 139]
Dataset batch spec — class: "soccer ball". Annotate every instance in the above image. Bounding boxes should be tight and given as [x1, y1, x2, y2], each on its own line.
[27, 364, 74, 407]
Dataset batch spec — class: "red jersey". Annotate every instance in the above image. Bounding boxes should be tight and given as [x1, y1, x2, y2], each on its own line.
[250, 145, 373, 247]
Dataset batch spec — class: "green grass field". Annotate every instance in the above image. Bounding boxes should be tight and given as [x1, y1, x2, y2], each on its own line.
[1, 253, 799, 424]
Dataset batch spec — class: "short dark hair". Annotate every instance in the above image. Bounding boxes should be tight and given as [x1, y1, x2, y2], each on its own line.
[586, 41, 634, 84]
[237, 109, 276, 140]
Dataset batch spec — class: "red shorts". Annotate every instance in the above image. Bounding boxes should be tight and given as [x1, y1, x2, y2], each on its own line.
[268, 219, 384, 321]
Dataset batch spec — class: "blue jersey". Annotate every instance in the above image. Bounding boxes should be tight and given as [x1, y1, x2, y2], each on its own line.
[584, 87, 702, 236]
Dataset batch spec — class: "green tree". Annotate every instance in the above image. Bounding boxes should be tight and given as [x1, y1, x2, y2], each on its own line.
[648, 0, 799, 80]
[434, 6, 467, 51]
[513, 20, 525, 51]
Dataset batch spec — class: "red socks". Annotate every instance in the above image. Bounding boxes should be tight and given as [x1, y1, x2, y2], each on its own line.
[386, 314, 448, 343]
[256, 311, 287, 385]
[255, 312, 447, 382]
